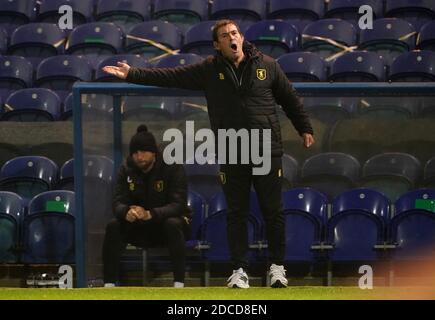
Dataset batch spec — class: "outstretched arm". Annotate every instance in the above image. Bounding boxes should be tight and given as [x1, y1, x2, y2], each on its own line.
[102, 60, 208, 91]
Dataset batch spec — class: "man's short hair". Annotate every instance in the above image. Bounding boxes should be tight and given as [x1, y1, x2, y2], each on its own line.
[212, 19, 243, 42]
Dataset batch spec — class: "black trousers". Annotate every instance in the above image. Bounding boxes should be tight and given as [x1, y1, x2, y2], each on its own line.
[102, 217, 189, 284]
[220, 157, 285, 270]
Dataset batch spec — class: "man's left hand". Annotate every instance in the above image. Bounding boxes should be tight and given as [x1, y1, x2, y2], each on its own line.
[302, 133, 315, 148]
[130, 206, 152, 221]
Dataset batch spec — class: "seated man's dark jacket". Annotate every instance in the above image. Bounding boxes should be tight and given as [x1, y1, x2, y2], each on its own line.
[113, 153, 189, 223]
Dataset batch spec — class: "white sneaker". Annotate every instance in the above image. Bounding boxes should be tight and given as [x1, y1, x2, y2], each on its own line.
[227, 268, 250, 289]
[104, 283, 116, 288]
[269, 264, 288, 288]
[174, 282, 184, 288]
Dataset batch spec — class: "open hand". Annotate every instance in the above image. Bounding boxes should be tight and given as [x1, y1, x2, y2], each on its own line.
[102, 61, 131, 79]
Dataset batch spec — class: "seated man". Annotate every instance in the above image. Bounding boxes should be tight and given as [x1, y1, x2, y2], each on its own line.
[103, 124, 191, 288]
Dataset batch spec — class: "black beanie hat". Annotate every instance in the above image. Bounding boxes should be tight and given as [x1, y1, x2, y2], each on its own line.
[129, 125, 158, 155]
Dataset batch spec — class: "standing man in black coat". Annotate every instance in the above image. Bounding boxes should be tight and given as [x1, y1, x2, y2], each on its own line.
[103, 125, 190, 288]
[103, 20, 315, 288]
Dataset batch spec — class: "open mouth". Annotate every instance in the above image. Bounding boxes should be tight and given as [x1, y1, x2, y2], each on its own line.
[230, 43, 238, 51]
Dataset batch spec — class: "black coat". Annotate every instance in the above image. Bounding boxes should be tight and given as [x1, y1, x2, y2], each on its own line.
[126, 42, 313, 157]
[113, 154, 188, 222]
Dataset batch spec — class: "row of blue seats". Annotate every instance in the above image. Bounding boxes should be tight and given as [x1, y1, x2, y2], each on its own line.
[1, 0, 435, 34]
[1, 17, 435, 67]
[2, 152, 435, 205]
[2, 186, 435, 265]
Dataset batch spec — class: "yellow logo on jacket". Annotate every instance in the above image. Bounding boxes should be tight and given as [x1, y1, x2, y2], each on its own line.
[219, 72, 225, 80]
[219, 172, 226, 185]
[154, 180, 164, 192]
[256, 69, 267, 80]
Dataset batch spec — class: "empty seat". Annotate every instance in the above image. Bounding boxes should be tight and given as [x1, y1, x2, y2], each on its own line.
[389, 50, 435, 82]
[417, 21, 435, 52]
[0, 27, 7, 54]
[244, 20, 299, 59]
[186, 190, 207, 245]
[302, 19, 357, 61]
[38, 0, 94, 27]
[3, 88, 61, 121]
[211, 0, 266, 24]
[0, 0, 36, 35]
[268, 0, 324, 32]
[385, 0, 435, 31]
[58, 158, 74, 191]
[302, 97, 358, 125]
[95, 0, 151, 33]
[156, 53, 204, 68]
[327, 188, 390, 261]
[22, 190, 75, 263]
[184, 160, 221, 202]
[7, 23, 66, 68]
[0, 156, 59, 202]
[35, 55, 93, 101]
[122, 96, 176, 122]
[390, 189, 435, 260]
[125, 21, 182, 61]
[360, 153, 422, 201]
[182, 21, 216, 57]
[282, 188, 328, 262]
[359, 18, 416, 67]
[423, 157, 435, 188]
[153, 0, 209, 33]
[0, 191, 25, 263]
[63, 92, 113, 121]
[281, 154, 298, 191]
[66, 22, 124, 68]
[325, 0, 383, 27]
[0, 56, 33, 101]
[329, 51, 385, 82]
[277, 52, 326, 82]
[300, 152, 361, 200]
[95, 54, 150, 81]
[357, 97, 417, 119]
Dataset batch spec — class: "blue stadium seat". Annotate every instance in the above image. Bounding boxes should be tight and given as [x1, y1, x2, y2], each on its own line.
[201, 192, 258, 262]
[125, 21, 182, 61]
[3, 88, 61, 121]
[282, 154, 299, 190]
[300, 152, 361, 200]
[156, 53, 204, 68]
[184, 160, 221, 202]
[38, 0, 94, 27]
[390, 189, 435, 260]
[277, 52, 326, 82]
[268, 0, 324, 32]
[329, 51, 385, 82]
[7, 23, 66, 68]
[0, 56, 33, 101]
[359, 18, 416, 67]
[211, 0, 266, 24]
[0, 191, 25, 263]
[360, 153, 422, 202]
[423, 157, 435, 188]
[0, 27, 7, 54]
[22, 190, 75, 263]
[122, 96, 176, 121]
[0, 156, 59, 202]
[244, 20, 299, 59]
[181, 21, 216, 57]
[0, 0, 36, 35]
[325, 0, 383, 27]
[282, 188, 328, 262]
[63, 92, 113, 121]
[389, 51, 435, 82]
[302, 19, 357, 61]
[66, 22, 124, 68]
[417, 21, 435, 52]
[35, 55, 93, 101]
[385, 0, 435, 31]
[357, 97, 417, 119]
[302, 97, 358, 125]
[57, 158, 74, 191]
[95, 54, 150, 81]
[95, 0, 151, 33]
[327, 188, 390, 261]
[186, 190, 207, 246]
[153, 0, 209, 33]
